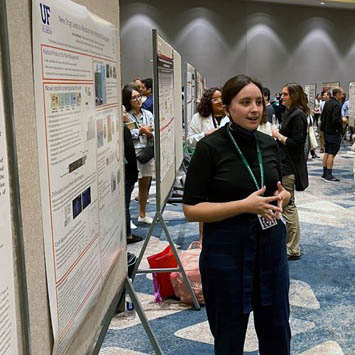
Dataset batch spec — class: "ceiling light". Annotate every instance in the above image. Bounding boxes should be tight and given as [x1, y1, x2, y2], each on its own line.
[320, 2, 325, 4]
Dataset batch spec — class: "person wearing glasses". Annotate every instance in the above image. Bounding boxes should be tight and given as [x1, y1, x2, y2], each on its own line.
[187, 87, 229, 149]
[122, 85, 154, 224]
[183, 75, 291, 354]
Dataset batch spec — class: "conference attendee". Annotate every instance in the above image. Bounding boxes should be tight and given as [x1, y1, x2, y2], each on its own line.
[122, 105, 142, 244]
[131, 78, 147, 103]
[141, 78, 153, 114]
[271, 83, 309, 261]
[187, 87, 229, 148]
[319, 91, 331, 152]
[320, 87, 347, 181]
[263, 87, 275, 123]
[186, 87, 229, 242]
[341, 96, 350, 141]
[183, 74, 291, 354]
[122, 85, 154, 224]
[313, 93, 321, 130]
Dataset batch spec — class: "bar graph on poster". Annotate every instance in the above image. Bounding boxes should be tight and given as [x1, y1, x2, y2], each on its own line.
[32, 0, 123, 353]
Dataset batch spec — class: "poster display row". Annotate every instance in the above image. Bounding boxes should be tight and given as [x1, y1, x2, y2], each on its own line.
[32, 0, 123, 353]
[0, 67, 19, 355]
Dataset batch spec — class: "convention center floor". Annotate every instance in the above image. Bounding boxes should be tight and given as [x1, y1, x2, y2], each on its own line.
[99, 142, 355, 355]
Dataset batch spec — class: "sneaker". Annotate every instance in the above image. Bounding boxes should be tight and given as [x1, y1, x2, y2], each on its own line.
[127, 234, 143, 244]
[288, 254, 302, 261]
[322, 174, 340, 182]
[137, 216, 153, 224]
[130, 221, 137, 230]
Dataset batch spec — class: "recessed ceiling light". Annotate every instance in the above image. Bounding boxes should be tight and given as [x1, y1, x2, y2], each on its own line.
[320, 1, 325, 4]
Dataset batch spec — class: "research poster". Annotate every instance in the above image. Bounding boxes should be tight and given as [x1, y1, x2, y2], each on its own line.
[348, 82, 355, 128]
[156, 35, 175, 181]
[323, 82, 340, 94]
[186, 63, 195, 127]
[304, 84, 316, 112]
[32, 1, 123, 353]
[0, 71, 19, 355]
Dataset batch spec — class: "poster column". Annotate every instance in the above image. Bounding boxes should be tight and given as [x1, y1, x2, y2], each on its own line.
[32, 0, 123, 353]
[0, 69, 19, 354]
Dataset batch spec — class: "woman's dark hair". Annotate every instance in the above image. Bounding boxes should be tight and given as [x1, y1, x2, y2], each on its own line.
[197, 87, 222, 117]
[283, 83, 310, 115]
[222, 74, 266, 119]
[122, 84, 139, 112]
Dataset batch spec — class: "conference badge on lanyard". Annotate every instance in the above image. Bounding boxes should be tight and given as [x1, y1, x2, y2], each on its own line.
[226, 124, 277, 230]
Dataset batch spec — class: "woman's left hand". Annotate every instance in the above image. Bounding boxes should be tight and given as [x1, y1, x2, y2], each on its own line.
[273, 181, 290, 218]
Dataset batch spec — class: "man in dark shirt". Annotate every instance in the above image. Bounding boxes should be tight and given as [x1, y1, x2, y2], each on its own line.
[141, 78, 153, 114]
[320, 87, 346, 182]
[263, 87, 275, 123]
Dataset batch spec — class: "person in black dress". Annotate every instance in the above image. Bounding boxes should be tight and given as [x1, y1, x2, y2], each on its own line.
[183, 75, 291, 355]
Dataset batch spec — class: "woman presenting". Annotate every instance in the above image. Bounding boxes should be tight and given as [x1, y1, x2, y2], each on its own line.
[183, 75, 291, 354]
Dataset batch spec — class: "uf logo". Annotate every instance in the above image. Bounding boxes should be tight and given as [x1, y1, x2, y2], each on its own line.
[40, 3, 51, 25]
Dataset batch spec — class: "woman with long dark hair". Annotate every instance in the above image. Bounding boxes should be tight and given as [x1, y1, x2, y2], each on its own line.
[183, 75, 291, 354]
[271, 83, 309, 260]
[122, 84, 154, 224]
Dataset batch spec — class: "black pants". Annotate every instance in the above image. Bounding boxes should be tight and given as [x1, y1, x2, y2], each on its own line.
[200, 218, 291, 355]
[125, 182, 135, 236]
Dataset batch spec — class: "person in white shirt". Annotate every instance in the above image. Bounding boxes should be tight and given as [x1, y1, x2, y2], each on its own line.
[187, 87, 229, 149]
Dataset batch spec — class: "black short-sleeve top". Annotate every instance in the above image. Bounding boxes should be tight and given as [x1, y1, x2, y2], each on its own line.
[183, 124, 282, 209]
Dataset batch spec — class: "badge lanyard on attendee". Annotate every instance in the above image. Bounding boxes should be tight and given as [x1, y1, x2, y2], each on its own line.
[226, 124, 277, 230]
[132, 111, 149, 146]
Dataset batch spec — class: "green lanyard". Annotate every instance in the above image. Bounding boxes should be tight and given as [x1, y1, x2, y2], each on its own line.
[226, 124, 264, 191]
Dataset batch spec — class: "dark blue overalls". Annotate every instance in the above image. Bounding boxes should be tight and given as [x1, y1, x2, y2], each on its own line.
[200, 215, 291, 355]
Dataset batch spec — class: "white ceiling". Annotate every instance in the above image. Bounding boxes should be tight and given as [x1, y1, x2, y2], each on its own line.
[251, 0, 355, 10]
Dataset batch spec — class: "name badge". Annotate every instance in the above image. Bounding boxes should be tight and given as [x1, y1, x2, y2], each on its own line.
[258, 215, 278, 230]
[139, 135, 147, 145]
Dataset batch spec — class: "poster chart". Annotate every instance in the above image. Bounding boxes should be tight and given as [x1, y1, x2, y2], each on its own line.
[304, 84, 316, 112]
[32, 0, 123, 353]
[348, 82, 355, 128]
[186, 63, 195, 128]
[0, 70, 19, 355]
[156, 35, 175, 182]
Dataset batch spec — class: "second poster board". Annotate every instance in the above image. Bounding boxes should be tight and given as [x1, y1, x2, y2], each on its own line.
[153, 30, 181, 211]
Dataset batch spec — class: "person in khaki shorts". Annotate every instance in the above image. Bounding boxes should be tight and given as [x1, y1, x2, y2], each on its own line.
[272, 83, 309, 260]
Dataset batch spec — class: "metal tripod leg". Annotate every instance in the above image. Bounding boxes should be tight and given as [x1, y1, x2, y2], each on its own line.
[125, 277, 163, 355]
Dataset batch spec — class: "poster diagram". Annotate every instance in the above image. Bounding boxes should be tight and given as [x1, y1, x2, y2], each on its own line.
[0, 69, 19, 355]
[157, 37, 175, 182]
[32, 1, 123, 353]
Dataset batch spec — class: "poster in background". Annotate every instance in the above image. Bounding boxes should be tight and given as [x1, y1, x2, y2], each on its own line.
[32, 0, 123, 353]
[348, 82, 355, 128]
[304, 84, 316, 112]
[322, 82, 340, 94]
[186, 63, 195, 128]
[157, 36, 175, 181]
[0, 70, 19, 354]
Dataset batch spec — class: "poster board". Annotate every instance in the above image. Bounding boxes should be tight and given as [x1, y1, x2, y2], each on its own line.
[173, 50, 183, 173]
[195, 70, 204, 104]
[323, 82, 340, 94]
[0, 56, 19, 355]
[348, 82, 355, 128]
[32, 0, 125, 354]
[186, 63, 196, 128]
[153, 31, 176, 211]
[304, 84, 316, 112]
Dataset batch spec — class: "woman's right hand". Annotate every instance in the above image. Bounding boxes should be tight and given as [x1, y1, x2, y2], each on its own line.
[243, 186, 282, 221]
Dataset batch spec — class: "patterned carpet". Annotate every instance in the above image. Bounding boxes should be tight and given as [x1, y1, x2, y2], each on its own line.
[99, 142, 355, 355]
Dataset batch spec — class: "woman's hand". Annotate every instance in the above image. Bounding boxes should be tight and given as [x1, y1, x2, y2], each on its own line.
[139, 125, 153, 137]
[273, 181, 290, 218]
[243, 186, 282, 221]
